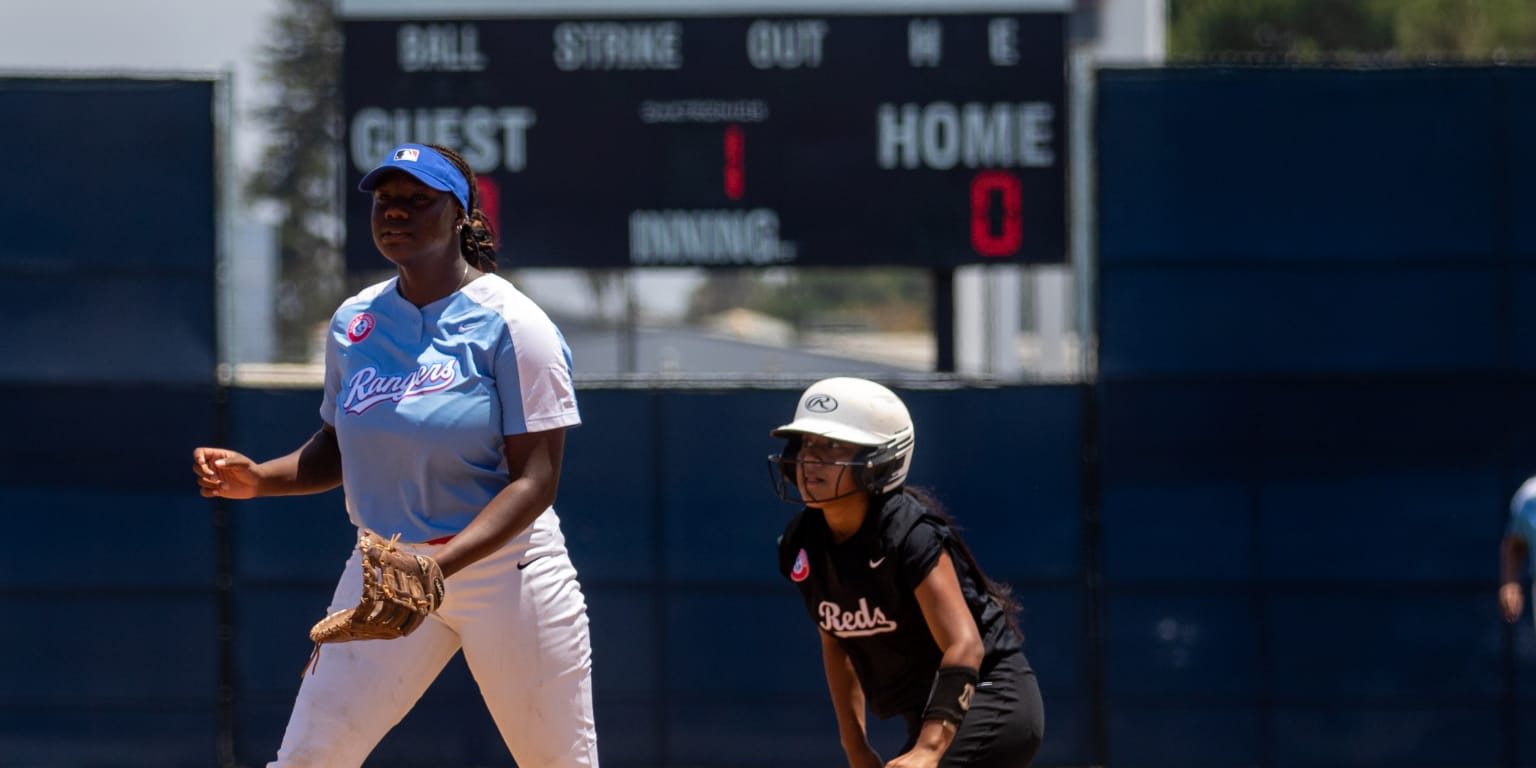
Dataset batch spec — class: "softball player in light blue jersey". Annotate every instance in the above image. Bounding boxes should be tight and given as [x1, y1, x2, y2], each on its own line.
[1501, 475, 1536, 630]
[194, 143, 599, 767]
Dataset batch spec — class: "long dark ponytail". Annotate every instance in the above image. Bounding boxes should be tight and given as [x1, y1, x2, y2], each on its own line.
[902, 486, 1023, 640]
[427, 144, 498, 272]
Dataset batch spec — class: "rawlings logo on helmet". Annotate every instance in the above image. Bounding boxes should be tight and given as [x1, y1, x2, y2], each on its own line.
[805, 394, 838, 413]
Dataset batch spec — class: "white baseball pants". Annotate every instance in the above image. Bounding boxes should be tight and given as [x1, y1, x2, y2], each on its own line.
[268, 511, 600, 767]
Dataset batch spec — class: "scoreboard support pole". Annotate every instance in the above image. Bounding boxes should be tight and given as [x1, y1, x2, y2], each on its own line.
[933, 266, 955, 373]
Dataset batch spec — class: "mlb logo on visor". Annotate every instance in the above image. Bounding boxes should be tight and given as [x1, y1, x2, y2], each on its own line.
[393, 148, 421, 162]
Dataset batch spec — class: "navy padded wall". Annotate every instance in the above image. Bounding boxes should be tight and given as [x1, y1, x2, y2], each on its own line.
[0, 78, 217, 384]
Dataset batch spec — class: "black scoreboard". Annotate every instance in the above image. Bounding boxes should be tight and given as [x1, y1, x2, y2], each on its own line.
[341, 11, 1067, 271]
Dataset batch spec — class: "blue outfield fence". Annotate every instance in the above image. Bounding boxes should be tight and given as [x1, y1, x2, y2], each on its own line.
[0, 77, 218, 385]
[1093, 66, 1536, 768]
[217, 384, 1089, 768]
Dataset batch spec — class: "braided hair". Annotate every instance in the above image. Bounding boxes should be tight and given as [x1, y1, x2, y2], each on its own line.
[427, 144, 498, 272]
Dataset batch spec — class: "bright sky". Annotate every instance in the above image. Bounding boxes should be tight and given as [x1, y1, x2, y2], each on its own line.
[0, 0, 284, 173]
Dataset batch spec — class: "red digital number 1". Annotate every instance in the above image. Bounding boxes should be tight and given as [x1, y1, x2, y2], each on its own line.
[724, 124, 745, 200]
[970, 170, 1022, 257]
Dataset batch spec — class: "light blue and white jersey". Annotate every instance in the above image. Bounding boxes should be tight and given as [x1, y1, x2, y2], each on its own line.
[1509, 475, 1536, 577]
[320, 273, 581, 542]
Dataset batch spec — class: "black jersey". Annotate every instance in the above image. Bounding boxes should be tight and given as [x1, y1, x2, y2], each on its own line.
[777, 491, 1024, 720]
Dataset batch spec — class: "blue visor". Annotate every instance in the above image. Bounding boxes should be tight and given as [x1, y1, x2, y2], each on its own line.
[358, 144, 470, 212]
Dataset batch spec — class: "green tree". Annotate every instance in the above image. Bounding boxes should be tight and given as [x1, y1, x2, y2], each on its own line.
[1169, 0, 1536, 61]
[1389, 0, 1535, 58]
[246, 0, 344, 362]
[1169, 0, 1391, 60]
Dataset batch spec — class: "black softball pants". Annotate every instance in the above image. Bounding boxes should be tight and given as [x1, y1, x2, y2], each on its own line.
[901, 652, 1044, 768]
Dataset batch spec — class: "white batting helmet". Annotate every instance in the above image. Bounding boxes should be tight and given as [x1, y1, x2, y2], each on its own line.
[769, 377, 916, 496]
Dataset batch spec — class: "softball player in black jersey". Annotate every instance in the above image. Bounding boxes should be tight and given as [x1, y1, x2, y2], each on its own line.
[770, 377, 1043, 768]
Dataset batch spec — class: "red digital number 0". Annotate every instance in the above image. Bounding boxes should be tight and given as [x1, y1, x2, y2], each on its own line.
[970, 170, 1022, 257]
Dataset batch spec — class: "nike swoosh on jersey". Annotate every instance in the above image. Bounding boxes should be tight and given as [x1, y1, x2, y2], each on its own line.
[868, 557, 886, 568]
[516, 555, 548, 570]
[459, 321, 485, 332]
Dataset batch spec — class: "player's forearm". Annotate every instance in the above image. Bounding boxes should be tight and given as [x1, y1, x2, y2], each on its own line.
[1503, 537, 1529, 586]
[433, 475, 556, 577]
[938, 635, 984, 672]
[910, 719, 957, 756]
[253, 456, 340, 495]
[821, 656, 870, 750]
[817, 635, 869, 751]
[255, 429, 343, 496]
[830, 688, 869, 752]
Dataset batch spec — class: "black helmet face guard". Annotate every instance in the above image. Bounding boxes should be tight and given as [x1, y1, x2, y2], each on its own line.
[766, 453, 875, 504]
[767, 434, 899, 504]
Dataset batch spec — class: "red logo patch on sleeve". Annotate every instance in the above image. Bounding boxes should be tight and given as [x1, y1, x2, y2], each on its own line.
[347, 313, 376, 343]
[791, 548, 810, 582]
